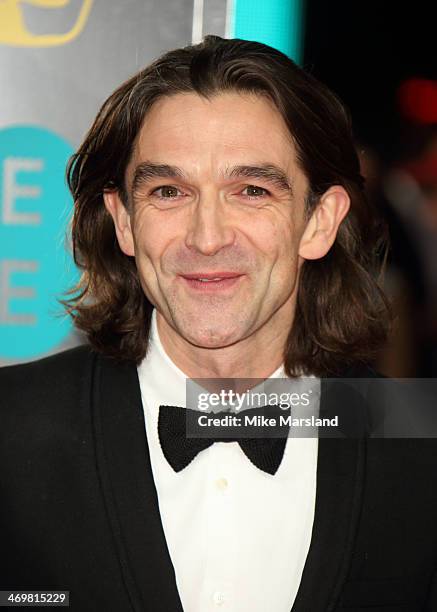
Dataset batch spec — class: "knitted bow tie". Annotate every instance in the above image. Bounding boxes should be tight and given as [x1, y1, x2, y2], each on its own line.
[158, 404, 290, 475]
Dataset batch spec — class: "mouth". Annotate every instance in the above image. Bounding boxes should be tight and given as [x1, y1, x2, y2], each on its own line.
[179, 272, 244, 292]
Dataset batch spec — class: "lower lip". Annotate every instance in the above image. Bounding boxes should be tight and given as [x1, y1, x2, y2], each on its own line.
[181, 276, 244, 292]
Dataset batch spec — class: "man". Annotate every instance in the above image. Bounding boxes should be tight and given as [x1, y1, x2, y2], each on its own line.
[1, 36, 436, 612]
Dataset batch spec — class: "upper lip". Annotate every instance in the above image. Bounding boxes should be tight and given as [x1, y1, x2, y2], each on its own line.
[180, 272, 243, 279]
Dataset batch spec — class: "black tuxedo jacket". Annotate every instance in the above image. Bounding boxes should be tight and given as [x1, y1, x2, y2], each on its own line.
[1, 346, 437, 611]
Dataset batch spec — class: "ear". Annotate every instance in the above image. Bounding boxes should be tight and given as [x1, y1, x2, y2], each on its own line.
[298, 186, 350, 260]
[103, 190, 135, 257]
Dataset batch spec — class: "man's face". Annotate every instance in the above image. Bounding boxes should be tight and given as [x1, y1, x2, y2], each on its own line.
[108, 92, 332, 349]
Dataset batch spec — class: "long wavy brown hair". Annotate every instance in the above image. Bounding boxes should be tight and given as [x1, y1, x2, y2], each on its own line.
[64, 35, 390, 376]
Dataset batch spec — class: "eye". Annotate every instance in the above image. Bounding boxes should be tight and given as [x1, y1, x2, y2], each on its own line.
[241, 185, 270, 199]
[151, 185, 185, 199]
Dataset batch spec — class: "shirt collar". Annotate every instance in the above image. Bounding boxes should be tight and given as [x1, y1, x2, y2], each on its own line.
[137, 308, 285, 408]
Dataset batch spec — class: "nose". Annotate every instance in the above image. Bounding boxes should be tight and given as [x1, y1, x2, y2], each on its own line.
[184, 194, 236, 256]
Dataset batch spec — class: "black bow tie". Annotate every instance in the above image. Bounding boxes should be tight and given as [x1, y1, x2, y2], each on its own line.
[158, 404, 290, 475]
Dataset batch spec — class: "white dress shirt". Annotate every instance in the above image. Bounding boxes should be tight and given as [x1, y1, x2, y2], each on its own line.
[137, 309, 319, 612]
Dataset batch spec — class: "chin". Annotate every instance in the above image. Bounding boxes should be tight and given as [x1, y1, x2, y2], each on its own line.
[181, 322, 243, 349]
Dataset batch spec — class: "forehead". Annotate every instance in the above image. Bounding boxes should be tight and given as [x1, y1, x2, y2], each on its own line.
[129, 91, 303, 181]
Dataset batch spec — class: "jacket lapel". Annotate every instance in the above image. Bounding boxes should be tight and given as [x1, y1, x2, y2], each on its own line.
[92, 350, 368, 612]
[292, 376, 368, 612]
[92, 351, 183, 612]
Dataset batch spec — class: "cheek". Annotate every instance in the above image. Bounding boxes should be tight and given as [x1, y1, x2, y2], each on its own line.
[257, 215, 300, 264]
[268, 225, 302, 291]
[134, 235, 159, 264]
[131, 211, 173, 266]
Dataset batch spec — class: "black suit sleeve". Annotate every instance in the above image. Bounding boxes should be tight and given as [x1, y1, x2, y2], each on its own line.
[425, 566, 437, 611]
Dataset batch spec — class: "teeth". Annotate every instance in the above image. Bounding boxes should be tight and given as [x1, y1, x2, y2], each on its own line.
[197, 278, 223, 282]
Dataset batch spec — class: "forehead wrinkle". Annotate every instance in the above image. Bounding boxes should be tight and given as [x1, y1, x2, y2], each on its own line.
[224, 164, 294, 195]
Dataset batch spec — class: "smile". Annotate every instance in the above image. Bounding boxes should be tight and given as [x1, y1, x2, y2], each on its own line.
[179, 273, 244, 292]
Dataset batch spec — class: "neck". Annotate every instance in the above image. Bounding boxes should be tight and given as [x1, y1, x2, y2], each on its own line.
[155, 309, 290, 380]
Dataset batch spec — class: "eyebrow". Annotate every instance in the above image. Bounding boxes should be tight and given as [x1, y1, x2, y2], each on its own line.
[226, 164, 293, 194]
[132, 162, 185, 194]
[131, 161, 293, 196]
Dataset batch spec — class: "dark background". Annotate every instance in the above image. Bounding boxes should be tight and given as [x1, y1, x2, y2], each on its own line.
[304, 0, 437, 377]
[303, 0, 436, 162]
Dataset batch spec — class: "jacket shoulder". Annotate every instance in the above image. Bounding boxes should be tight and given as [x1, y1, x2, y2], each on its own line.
[0, 345, 96, 410]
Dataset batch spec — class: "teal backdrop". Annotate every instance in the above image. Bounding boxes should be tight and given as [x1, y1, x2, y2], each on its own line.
[0, 125, 76, 360]
[232, 0, 303, 63]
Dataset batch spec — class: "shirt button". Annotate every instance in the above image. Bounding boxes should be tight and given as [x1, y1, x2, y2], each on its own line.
[216, 477, 228, 491]
[212, 591, 225, 606]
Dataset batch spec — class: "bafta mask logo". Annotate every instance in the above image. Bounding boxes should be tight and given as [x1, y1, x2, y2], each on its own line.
[0, 0, 93, 47]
